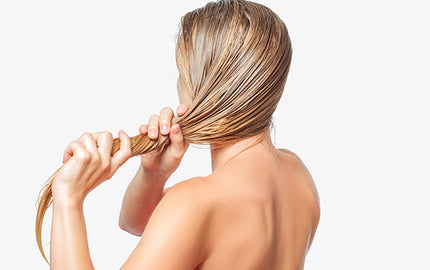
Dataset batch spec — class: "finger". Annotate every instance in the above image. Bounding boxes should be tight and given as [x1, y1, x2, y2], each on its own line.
[111, 130, 132, 171]
[147, 114, 160, 140]
[159, 107, 174, 135]
[63, 141, 91, 164]
[63, 143, 74, 163]
[168, 124, 188, 158]
[79, 132, 99, 156]
[139, 124, 148, 135]
[92, 131, 113, 160]
[176, 104, 190, 117]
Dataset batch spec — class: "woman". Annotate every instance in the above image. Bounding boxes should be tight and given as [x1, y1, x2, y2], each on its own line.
[36, 0, 320, 269]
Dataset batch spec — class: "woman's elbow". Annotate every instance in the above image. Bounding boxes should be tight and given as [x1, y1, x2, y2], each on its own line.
[118, 218, 143, 236]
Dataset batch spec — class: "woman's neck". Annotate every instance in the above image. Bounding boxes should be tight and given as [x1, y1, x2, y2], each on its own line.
[210, 129, 275, 173]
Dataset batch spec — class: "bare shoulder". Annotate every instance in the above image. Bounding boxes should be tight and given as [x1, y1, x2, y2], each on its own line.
[278, 148, 304, 162]
[278, 148, 321, 210]
[121, 178, 214, 269]
[166, 177, 212, 199]
[278, 148, 297, 156]
[152, 177, 215, 223]
[163, 176, 233, 217]
[277, 148, 312, 174]
[162, 177, 217, 214]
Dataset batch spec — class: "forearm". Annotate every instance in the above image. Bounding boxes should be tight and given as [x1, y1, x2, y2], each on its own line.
[51, 198, 94, 270]
[119, 165, 169, 235]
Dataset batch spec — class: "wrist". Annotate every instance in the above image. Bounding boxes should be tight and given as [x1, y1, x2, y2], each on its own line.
[52, 192, 85, 210]
[139, 165, 171, 183]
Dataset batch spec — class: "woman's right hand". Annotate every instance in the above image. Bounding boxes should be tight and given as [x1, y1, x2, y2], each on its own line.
[138, 104, 190, 179]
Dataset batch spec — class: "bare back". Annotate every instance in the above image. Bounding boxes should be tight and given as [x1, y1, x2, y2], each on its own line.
[192, 148, 320, 270]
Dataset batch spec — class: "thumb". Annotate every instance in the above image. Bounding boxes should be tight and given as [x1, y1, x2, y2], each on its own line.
[168, 124, 188, 158]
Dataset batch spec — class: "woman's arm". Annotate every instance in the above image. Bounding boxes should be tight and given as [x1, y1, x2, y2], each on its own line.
[120, 179, 211, 270]
[50, 131, 131, 269]
[51, 199, 94, 269]
[118, 165, 171, 235]
[119, 105, 189, 235]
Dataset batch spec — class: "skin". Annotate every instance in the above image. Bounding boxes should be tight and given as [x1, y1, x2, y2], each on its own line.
[50, 77, 320, 269]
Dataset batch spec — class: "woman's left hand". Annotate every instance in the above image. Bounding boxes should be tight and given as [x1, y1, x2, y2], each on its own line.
[52, 130, 132, 203]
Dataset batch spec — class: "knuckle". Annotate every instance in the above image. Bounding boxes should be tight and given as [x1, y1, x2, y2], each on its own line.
[100, 158, 111, 170]
[69, 141, 79, 148]
[170, 149, 183, 160]
[103, 131, 113, 138]
[82, 132, 92, 139]
[92, 153, 101, 163]
[161, 107, 173, 115]
[149, 116, 160, 127]
[160, 118, 169, 125]
[149, 114, 159, 121]
[79, 150, 91, 162]
[160, 107, 168, 113]
[123, 148, 132, 159]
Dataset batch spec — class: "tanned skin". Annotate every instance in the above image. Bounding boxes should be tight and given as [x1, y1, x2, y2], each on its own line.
[50, 79, 319, 269]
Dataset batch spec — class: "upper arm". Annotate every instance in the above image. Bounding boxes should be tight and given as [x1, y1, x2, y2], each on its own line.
[161, 186, 172, 198]
[121, 179, 211, 270]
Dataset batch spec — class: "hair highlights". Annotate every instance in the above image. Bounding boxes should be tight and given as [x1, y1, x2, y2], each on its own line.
[36, 0, 292, 263]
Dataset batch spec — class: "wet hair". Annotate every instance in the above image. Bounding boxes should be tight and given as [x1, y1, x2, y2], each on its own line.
[36, 0, 292, 263]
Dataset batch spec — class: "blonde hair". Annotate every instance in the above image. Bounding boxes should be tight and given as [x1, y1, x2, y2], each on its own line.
[36, 0, 292, 263]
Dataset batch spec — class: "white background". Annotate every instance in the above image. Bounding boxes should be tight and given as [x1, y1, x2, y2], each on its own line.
[1, 0, 429, 269]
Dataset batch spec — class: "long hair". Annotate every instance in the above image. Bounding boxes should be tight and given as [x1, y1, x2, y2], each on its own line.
[36, 0, 292, 263]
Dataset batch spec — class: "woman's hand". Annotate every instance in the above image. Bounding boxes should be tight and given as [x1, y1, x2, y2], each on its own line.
[52, 130, 132, 203]
[138, 104, 189, 179]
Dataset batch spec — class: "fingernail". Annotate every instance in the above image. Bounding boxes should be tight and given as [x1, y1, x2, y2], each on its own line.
[173, 125, 180, 134]
[177, 107, 184, 114]
[161, 125, 169, 134]
[148, 129, 156, 138]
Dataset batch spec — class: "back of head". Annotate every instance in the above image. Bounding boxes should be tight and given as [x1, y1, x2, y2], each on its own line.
[176, 0, 292, 147]
[35, 1, 293, 263]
